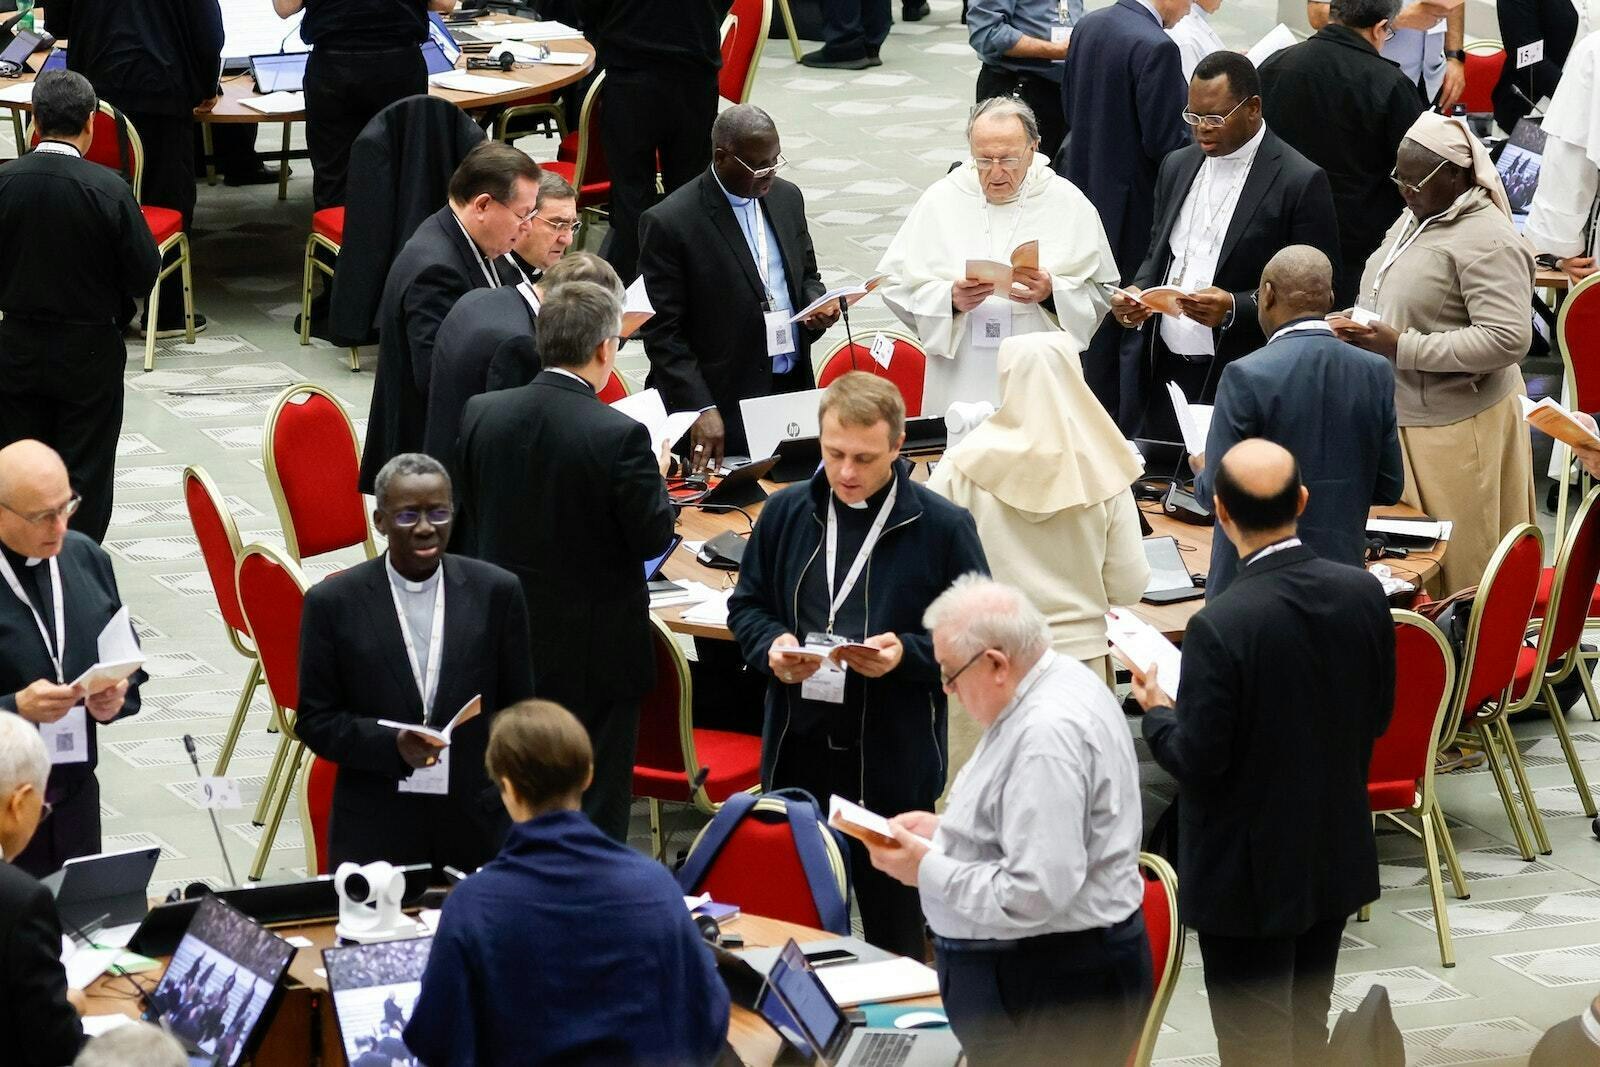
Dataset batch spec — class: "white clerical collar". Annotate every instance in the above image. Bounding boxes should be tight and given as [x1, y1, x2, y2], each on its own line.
[34, 141, 82, 157]
[1212, 122, 1266, 168]
[711, 165, 755, 208]
[1136, 0, 1164, 25]
[1269, 318, 1335, 343]
[547, 367, 594, 391]
[1246, 537, 1302, 566]
[385, 554, 442, 595]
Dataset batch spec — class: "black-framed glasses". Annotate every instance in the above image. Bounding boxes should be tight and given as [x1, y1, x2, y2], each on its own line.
[0, 492, 80, 526]
[733, 153, 788, 179]
[533, 212, 583, 235]
[1379, 19, 1396, 41]
[1181, 96, 1254, 128]
[1389, 159, 1447, 196]
[388, 506, 454, 528]
[940, 648, 994, 689]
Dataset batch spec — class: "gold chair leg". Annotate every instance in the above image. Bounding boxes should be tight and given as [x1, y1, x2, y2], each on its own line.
[143, 268, 162, 374]
[1431, 801, 1469, 899]
[213, 659, 263, 776]
[649, 798, 662, 861]
[1578, 653, 1600, 722]
[253, 732, 292, 826]
[774, 0, 804, 62]
[299, 237, 316, 348]
[1498, 717, 1552, 855]
[1544, 681, 1597, 816]
[1420, 804, 1456, 967]
[1356, 903, 1371, 922]
[180, 235, 195, 344]
[1478, 722, 1536, 861]
[278, 121, 292, 202]
[348, 348, 360, 372]
[249, 742, 304, 881]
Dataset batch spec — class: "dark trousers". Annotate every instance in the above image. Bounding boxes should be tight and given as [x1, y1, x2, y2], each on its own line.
[1141, 344, 1215, 445]
[305, 46, 427, 211]
[974, 65, 1066, 160]
[821, 0, 892, 54]
[600, 66, 718, 284]
[571, 697, 640, 842]
[1198, 916, 1347, 1067]
[123, 110, 196, 328]
[0, 321, 126, 542]
[193, 124, 262, 179]
[329, 786, 507, 874]
[770, 725, 928, 959]
[934, 913, 1152, 1067]
[16, 773, 100, 879]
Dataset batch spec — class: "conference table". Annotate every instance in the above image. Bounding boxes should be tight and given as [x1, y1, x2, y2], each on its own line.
[81, 911, 933, 1066]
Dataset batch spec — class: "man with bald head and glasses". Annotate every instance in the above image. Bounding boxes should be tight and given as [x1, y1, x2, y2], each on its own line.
[0, 440, 144, 878]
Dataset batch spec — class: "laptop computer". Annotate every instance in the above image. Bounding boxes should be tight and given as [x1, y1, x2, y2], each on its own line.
[323, 936, 434, 1067]
[741, 388, 826, 461]
[900, 414, 947, 455]
[143, 895, 296, 1067]
[1141, 535, 1203, 605]
[1494, 118, 1545, 234]
[758, 939, 961, 1067]
[43, 844, 161, 932]
[247, 51, 307, 94]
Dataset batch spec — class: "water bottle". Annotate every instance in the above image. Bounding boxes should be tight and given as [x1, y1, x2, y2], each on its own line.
[15, 0, 33, 33]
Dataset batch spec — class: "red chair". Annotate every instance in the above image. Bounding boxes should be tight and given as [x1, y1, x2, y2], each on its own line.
[633, 616, 762, 858]
[1129, 853, 1183, 1067]
[1553, 274, 1600, 545]
[28, 102, 193, 372]
[598, 370, 631, 405]
[298, 207, 361, 372]
[1442, 523, 1547, 859]
[297, 755, 338, 876]
[262, 384, 376, 564]
[680, 795, 849, 930]
[1460, 40, 1506, 116]
[540, 72, 611, 228]
[234, 543, 312, 881]
[816, 330, 928, 417]
[183, 467, 264, 776]
[719, 0, 772, 105]
[1368, 610, 1467, 967]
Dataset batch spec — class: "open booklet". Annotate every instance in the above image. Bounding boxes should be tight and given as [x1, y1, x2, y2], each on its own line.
[70, 606, 143, 695]
[1521, 394, 1600, 451]
[776, 640, 879, 661]
[1109, 285, 1190, 316]
[788, 275, 887, 324]
[1166, 382, 1214, 457]
[621, 275, 655, 339]
[377, 694, 482, 745]
[1105, 608, 1182, 698]
[610, 387, 701, 454]
[964, 240, 1039, 288]
[828, 795, 935, 850]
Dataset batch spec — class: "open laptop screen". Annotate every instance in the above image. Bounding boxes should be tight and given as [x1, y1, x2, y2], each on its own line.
[324, 936, 434, 1067]
[1496, 118, 1545, 233]
[764, 940, 851, 1058]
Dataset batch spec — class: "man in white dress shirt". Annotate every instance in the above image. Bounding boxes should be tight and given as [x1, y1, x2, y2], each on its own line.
[865, 575, 1148, 1066]
[1167, 0, 1226, 79]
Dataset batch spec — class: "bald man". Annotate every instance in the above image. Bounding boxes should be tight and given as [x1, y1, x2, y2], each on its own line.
[0, 441, 143, 877]
[1132, 439, 1394, 1066]
[1191, 246, 1403, 598]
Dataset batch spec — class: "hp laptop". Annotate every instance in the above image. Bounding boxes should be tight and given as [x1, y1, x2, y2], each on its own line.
[143, 895, 295, 1067]
[44, 844, 160, 932]
[323, 936, 434, 1066]
[758, 939, 961, 1067]
[741, 388, 825, 460]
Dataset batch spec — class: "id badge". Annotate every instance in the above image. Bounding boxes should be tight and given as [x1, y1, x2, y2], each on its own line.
[970, 301, 1011, 349]
[765, 310, 795, 357]
[39, 705, 88, 765]
[1351, 307, 1379, 327]
[801, 631, 848, 705]
[1050, 23, 1070, 46]
[399, 748, 450, 795]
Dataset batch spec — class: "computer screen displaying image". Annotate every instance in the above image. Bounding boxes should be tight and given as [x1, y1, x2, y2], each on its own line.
[324, 936, 435, 1067]
[1496, 118, 1546, 232]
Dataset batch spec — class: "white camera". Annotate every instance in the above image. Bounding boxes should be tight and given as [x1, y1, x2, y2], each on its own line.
[333, 861, 416, 944]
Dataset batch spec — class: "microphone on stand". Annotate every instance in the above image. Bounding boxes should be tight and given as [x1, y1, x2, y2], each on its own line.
[838, 296, 860, 371]
[183, 734, 239, 888]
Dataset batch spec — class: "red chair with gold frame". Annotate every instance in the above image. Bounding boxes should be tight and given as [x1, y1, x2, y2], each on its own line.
[816, 330, 928, 417]
[1552, 273, 1600, 541]
[632, 615, 762, 858]
[1129, 853, 1183, 1067]
[262, 384, 376, 564]
[597, 370, 631, 405]
[719, 0, 771, 105]
[235, 543, 312, 881]
[298, 208, 362, 372]
[680, 795, 850, 931]
[1460, 40, 1506, 117]
[297, 755, 339, 876]
[183, 466, 263, 775]
[539, 72, 611, 233]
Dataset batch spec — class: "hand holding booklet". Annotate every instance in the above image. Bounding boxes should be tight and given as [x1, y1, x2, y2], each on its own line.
[1521, 394, 1600, 450]
[1105, 608, 1182, 697]
[828, 795, 934, 850]
[964, 240, 1040, 287]
[788, 275, 887, 323]
[609, 388, 700, 454]
[70, 606, 143, 695]
[378, 695, 481, 744]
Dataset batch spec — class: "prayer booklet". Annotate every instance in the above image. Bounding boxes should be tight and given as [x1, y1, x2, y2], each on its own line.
[1114, 285, 1189, 316]
[817, 957, 941, 1007]
[1247, 23, 1299, 66]
[778, 641, 878, 660]
[963, 240, 1040, 287]
[1521, 394, 1600, 450]
[788, 275, 887, 323]
[610, 387, 700, 453]
[621, 275, 655, 338]
[70, 606, 143, 695]
[377, 694, 482, 745]
[239, 91, 305, 115]
[1105, 608, 1182, 697]
[828, 795, 934, 850]
[1166, 382, 1214, 457]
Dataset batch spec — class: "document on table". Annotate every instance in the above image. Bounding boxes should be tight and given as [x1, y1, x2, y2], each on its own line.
[610, 388, 699, 454]
[0, 82, 33, 103]
[240, 91, 305, 115]
[680, 590, 734, 627]
[470, 20, 585, 42]
[429, 71, 524, 94]
[816, 957, 941, 1007]
[1105, 607, 1182, 697]
[1166, 382, 1213, 457]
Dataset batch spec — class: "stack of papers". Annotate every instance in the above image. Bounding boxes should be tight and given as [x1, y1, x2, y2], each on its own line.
[680, 590, 734, 627]
[429, 71, 522, 94]
[240, 91, 304, 115]
[610, 388, 700, 454]
[1105, 607, 1182, 696]
[649, 580, 720, 609]
[471, 20, 585, 42]
[816, 957, 940, 1007]
[1166, 382, 1213, 457]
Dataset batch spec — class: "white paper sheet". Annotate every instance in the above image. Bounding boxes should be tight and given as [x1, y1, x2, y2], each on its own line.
[1166, 382, 1213, 456]
[220, 0, 307, 59]
[239, 91, 305, 115]
[0, 82, 33, 103]
[610, 388, 699, 454]
[1105, 607, 1183, 697]
[469, 21, 585, 42]
[1247, 23, 1298, 66]
[81, 1015, 134, 1038]
[680, 590, 734, 627]
[428, 71, 523, 94]
[69, 607, 143, 693]
[816, 957, 941, 1007]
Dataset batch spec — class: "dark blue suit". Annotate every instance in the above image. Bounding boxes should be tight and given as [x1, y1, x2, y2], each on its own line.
[405, 810, 730, 1066]
[1057, 0, 1187, 420]
[1194, 321, 1405, 597]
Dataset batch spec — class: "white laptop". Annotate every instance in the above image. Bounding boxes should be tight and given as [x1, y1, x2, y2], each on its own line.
[741, 389, 826, 460]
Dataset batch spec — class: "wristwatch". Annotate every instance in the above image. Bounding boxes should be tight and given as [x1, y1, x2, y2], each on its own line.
[1445, 48, 1466, 62]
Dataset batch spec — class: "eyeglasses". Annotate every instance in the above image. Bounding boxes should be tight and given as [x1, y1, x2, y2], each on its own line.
[1181, 96, 1254, 128]
[973, 156, 1026, 171]
[733, 153, 788, 180]
[533, 212, 583, 235]
[1379, 19, 1396, 41]
[496, 198, 539, 224]
[940, 648, 994, 689]
[1389, 159, 1447, 196]
[387, 506, 454, 528]
[0, 493, 80, 526]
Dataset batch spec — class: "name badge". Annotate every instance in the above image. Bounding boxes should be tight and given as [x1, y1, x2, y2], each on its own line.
[40, 706, 88, 765]
[399, 748, 450, 795]
[765, 310, 795, 358]
[969, 301, 1011, 349]
[801, 631, 849, 704]
[1050, 23, 1070, 47]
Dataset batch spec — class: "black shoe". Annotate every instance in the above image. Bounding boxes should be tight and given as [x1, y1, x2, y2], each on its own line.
[865, 47, 884, 66]
[140, 313, 208, 339]
[903, 0, 931, 19]
[223, 165, 285, 187]
[800, 46, 872, 70]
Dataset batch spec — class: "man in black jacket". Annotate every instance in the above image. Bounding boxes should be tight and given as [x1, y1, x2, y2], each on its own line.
[639, 105, 837, 467]
[455, 281, 675, 841]
[728, 373, 989, 958]
[1135, 439, 1394, 1066]
[1260, 0, 1424, 305]
[1111, 51, 1341, 440]
[0, 72, 161, 544]
[48, 0, 222, 336]
[0, 714, 85, 1067]
[358, 142, 541, 494]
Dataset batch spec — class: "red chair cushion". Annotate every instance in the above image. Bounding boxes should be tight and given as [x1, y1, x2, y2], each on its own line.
[307, 757, 337, 875]
[541, 160, 610, 208]
[1535, 566, 1600, 619]
[143, 205, 184, 246]
[312, 207, 345, 245]
[633, 729, 761, 804]
[1368, 779, 1419, 811]
[184, 474, 248, 637]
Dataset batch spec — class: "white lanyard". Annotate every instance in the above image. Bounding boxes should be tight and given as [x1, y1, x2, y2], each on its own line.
[452, 212, 502, 289]
[1247, 537, 1302, 566]
[1172, 157, 1252, 287]
[823, 481, 897, 634]
[979, 181, 1027, 262]
[517, 281, 541, 316]
[1057, 0, 1070, 21]
[508, 257, 535, 288]
[1367, 211, 1436, 311]
[740, 200, 775, 307]
[388, 567, 446, 720]
[0, 554, 64, 683]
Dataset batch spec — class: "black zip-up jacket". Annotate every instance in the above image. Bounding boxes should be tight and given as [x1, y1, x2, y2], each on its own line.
[48, 0, 223, 116]
[577, 0, 727, 71]
[729, 462, 989, 816]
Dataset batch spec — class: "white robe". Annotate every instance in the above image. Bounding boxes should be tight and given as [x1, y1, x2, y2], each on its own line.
[1527, 29, 1600, 256]
[875, 154, 1119, 413]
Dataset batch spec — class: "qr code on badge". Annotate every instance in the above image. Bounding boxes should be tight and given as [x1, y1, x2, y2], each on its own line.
[984, 321, 1002, 339]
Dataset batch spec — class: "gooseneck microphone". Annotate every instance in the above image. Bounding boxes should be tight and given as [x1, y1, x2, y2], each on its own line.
[183, 734, 239, 888]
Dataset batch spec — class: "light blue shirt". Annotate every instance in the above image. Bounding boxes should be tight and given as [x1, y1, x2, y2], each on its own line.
[712, 168, 796, 371]
[967, 0, 1082, 83]
[1381, 26, 1445, 101]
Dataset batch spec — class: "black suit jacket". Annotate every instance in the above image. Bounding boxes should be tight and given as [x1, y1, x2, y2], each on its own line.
[1129, 129, 1341, 407]
[0, 863, 83, 1067]
[424, 285, 540, 477]
[296, 554, 535, 869]
[1143, 545, 1395, 938]
[360, 207, 508, 492]
[1494, 0, 1579, 134]
[456, 371, 676, 707]
[638, 169, 826, 456]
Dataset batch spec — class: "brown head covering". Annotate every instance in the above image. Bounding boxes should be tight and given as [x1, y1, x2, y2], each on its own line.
[1402, 111, 1513, 219]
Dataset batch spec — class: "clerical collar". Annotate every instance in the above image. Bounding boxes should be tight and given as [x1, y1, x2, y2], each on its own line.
[1212, 122, 1266, 168]
[1269, 316, 1335, 343]
[835, 478, 893, 512]
[711, 165, 756, 208]
[1136, 0, 1164, 26]
[385, 553, 442, 594]
[1244, 537, 1302, 567]
[34, 141, 82, 158]
[547, 367, 594, 391]
[0, 541, 44, 569]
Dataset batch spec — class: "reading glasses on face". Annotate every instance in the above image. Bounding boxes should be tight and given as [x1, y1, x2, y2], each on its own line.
[1389, 159, 1447, 196]
[1181, 96, 1252, 128]
[0, 492, 80, 525]
[940, 648, 994, 688]
[534, 212, 582, 235]
[496, 198, 539, 224]
[973, 156, 1026, 171]
[388, 506, 454, 528]
[734, 154, 788, 179]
